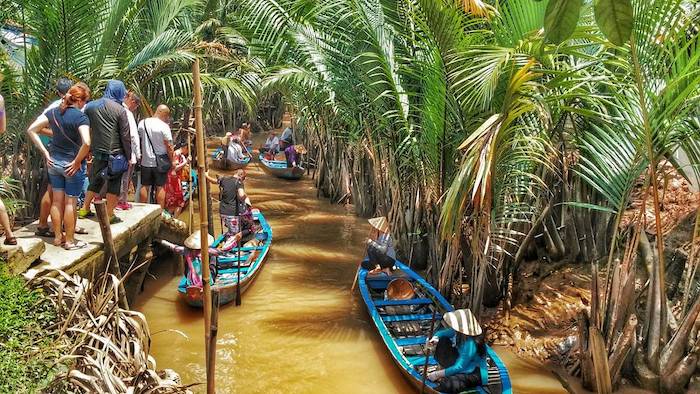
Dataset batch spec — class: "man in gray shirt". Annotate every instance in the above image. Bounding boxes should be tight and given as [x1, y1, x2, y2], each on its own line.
[138, 104, 174, 208]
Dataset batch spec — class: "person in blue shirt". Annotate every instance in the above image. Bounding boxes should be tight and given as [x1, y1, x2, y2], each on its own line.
[426, 309, 487, 392]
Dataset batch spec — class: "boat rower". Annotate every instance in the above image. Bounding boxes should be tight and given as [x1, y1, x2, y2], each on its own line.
[361, 216, 396, 276]
[426, 309, 488, 393]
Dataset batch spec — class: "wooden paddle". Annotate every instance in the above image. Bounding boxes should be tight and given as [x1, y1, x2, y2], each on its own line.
[235, 217, 242, 307]
[420, 310, 439, 393]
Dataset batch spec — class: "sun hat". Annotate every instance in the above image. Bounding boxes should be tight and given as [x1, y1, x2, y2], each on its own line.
[386, 278, 415, 300]
[184, 230, 215, 250]
[294, 145, 307, 154]
[443, 309, 482, 336]
[368, 216, 390, 233]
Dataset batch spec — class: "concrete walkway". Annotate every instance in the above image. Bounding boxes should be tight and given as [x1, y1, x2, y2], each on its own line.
[0, 203, 162, 280]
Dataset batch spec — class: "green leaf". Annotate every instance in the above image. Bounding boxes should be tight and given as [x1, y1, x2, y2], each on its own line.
[594, 0, 634, 46]
[544, 0, 583, 44]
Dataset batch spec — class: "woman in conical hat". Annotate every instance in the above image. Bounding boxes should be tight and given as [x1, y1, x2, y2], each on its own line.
[157, 230, 242, 287]
[425, 309, 488, 392]
[361, 216, 397, 276]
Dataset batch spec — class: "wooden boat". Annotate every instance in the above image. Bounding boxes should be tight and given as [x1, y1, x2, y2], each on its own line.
[210, 147, 251, 170]
[178, 209, 272, 307]
[357, 261, 512, 394]
[258, 154, 304, 180]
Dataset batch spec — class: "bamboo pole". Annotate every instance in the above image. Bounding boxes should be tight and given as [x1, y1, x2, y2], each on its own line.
[188, 129, 194, 233]
[193, 59, 216, 394]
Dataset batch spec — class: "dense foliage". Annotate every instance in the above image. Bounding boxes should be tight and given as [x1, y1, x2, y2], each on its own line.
[0, 266, 57, 393]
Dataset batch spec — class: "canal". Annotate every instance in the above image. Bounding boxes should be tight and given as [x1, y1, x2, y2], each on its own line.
[133, 136, 567, 393]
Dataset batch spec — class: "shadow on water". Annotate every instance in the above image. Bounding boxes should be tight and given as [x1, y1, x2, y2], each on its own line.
[133, 134, 567, 393]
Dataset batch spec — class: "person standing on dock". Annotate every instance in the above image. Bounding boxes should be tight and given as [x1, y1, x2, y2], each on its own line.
[26, 83, 92, 250]
[117, 91, 141, 211]
[0, 93, 17, 245]
[79, 80, 132, 223]
[138, 105, 174, 208]
[32, 78, 72, 238]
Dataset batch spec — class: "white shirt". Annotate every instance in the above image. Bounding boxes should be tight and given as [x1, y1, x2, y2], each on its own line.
[138, 117, 172, 168]
[264, 136, 279, 150]
[42, 99, 63, 115]
[227, 142, 246, 163]
[123, 103, 140, 163]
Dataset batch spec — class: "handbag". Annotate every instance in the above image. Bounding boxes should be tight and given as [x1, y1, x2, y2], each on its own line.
[144, 119, 172, 173]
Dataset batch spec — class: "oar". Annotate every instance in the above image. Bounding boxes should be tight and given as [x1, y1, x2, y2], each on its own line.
[235, 216, 242, 306]
[420, 310, 439, 393]
[351, 228, 375, 293]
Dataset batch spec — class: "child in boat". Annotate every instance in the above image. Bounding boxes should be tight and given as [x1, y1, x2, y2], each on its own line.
[361, 216, 396, 276]
[426, 309, 488, 392]
[157, 230, 242, 286]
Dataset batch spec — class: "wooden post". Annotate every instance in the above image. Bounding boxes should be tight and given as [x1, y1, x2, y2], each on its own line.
[193, 58, 215, 394]
[208, 288, 220, 386]
[94, 200, 129, 309]
[188, 129, 194, 233]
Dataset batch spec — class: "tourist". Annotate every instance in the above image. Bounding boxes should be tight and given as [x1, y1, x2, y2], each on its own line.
[226, 135, 248, 164]
[205, 169, 253, 241]
[26, 83, 91, 249]
[117, 91, 141, 211]
[0, 93, 16, 245]
[157, 230, 242, 284]
[261, 131, 279, 158]
[280, 125, 294, 145]
[284, 144, 306, 168]
[426, 309, 487, 392]
[361, 216, 396, 276]
[138, 105, 174, 208]
[164, 143, 189, 216]
[79, 80, 132, 223]
[33, 77, 72, 237]
[240, 122, 252, 149]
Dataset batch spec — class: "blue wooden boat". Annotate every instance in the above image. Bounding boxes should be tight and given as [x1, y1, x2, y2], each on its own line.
[357, 261, 512, 394]
[178, 209, 272, 307]
[210, 147, 251, 170]
[258, 154, 304, 180]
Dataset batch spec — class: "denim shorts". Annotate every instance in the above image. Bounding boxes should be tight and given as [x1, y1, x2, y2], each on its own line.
[48, 154, 87, 197]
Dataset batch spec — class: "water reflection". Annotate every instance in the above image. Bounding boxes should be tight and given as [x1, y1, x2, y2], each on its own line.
[133, 137, 566, 393]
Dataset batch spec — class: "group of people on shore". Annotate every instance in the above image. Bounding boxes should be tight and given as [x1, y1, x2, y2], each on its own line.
[11, 78, 191, 250]
[261, 126, 307, 168]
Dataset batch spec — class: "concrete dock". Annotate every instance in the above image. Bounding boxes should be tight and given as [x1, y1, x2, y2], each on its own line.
[0, 203, 162, 281]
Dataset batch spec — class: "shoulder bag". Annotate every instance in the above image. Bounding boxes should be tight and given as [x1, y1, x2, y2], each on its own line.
[144, 119, 172, 173]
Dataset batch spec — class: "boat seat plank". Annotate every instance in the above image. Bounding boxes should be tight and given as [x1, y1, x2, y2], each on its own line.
[374, 298, 432, 307]
[407, 355, 438, 367]
[395, 336, 428, 347]
[381, 313, 441, 323]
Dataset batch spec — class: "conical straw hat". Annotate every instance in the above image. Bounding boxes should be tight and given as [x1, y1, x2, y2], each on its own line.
[443, 309, 482, 336]
[386, 278, 415, 300]
[294, 144, 307, 154]
[184, 230, 215, 250]
[368, 216, 389, 233]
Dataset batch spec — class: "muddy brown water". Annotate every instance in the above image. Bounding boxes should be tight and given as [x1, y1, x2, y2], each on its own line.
[133, 139, 566, 394]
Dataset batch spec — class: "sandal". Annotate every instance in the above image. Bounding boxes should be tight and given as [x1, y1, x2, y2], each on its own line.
[74, 226, 89, 235]
[63, 240, 87, 250]
[4, 237, 17, 246]
[110, 216, 123, 224]
[35, 227, 56, 238]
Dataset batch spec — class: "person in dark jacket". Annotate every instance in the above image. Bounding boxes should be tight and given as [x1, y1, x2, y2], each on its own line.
[79, 80, 132, 223]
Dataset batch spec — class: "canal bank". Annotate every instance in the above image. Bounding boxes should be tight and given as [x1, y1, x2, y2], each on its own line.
[134, 135, 567, 393]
